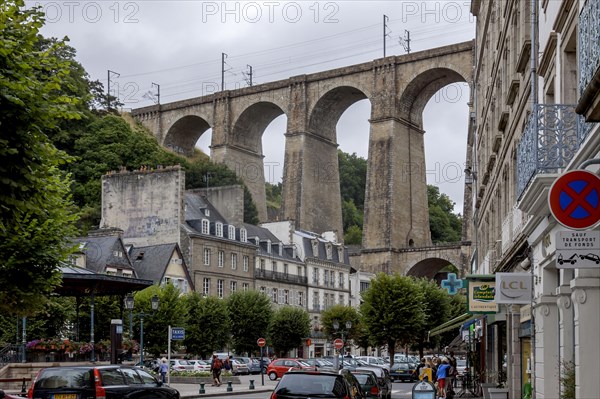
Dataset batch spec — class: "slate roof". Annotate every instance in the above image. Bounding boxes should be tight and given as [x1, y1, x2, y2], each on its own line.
[185, 191, 228, 225]
[296, 230, 350, 265]
[242, 223, 301, 263]
[129, 243, 192, 289]
[73, 235, 136, 275]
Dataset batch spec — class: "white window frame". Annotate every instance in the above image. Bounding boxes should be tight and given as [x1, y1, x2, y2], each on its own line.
[203, 278, 210, 296]
[216, 222, 223, 237]
[242, 282, 249, 291]
[299, 291, 304, 307]
[339, 272, 344, 288]
[230, 281, 237, 292]
[231, 253, 238, 270]
[228, 225, 236, 240]
[284, 290, 289, 304]
[218, 250, 224, 267]
[313, 268, 319, 285]
[243, 256, 249, 272]
[203, 248, 211, 266]
[240, 228, 247, 243]
[272, 288, 278, 303]
[201, 219, 209, 234]
[217, 279, 224, 298]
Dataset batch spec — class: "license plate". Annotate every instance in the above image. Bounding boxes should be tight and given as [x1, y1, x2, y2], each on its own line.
[53, 394, 77, 399]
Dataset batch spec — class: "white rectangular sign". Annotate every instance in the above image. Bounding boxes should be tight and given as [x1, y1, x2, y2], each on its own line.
[495, 273, 532, 304]
[556, 230, 600, 269]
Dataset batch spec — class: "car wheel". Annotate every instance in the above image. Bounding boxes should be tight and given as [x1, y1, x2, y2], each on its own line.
[269, 371, 278, 381]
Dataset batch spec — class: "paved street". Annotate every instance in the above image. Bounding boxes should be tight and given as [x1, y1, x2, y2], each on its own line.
[169, 375, 482, 399]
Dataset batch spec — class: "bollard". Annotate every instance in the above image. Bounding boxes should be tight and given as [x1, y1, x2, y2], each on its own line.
[249, 379, 255, 390]
[227, 381, 233, 392]
[198, 382, 205, 394]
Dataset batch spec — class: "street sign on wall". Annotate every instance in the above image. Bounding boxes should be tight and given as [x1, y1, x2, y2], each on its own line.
[549, 170, 600, 230]
[495, 273, 532, 304]
[556, 230, 600, 268]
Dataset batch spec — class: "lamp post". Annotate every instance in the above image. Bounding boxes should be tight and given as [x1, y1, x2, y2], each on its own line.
[124, 294, 159, 366]
[332, 320, 352, 368]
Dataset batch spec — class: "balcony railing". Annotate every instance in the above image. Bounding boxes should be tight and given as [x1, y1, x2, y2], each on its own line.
[517, 104, 592, 198]
[254, 269, 308, 284]
[579, 0, 599, 100]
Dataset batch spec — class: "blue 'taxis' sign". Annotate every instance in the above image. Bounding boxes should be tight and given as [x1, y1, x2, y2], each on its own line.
[171, 327, 185, 340]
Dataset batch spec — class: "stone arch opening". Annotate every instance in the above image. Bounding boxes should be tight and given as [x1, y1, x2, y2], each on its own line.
[399, 68, 469, 126]
[231, 101, 285, 153]
[406, 257, 455, 279]
[164, 115, 211, 156]
[309, 85, 369, 142]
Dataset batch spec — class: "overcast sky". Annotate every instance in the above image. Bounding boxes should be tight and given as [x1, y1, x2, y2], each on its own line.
[33, 0, 475, 214]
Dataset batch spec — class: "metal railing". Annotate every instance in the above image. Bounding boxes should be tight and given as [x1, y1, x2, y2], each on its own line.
[254, 269, 308, 284]
[0, 344, 22, 368]
[579, 0, 600, 100]
[516, 104, 593, 198]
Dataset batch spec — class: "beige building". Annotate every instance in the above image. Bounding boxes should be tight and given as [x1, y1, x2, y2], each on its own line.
[470, 1, 599, 398]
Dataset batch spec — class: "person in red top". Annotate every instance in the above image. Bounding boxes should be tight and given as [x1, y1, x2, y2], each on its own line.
[210, 354, 222, 386]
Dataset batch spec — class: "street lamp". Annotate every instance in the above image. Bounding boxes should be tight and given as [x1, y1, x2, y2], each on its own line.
[124, 294, 159, 366]
[332, 320, 352, 368]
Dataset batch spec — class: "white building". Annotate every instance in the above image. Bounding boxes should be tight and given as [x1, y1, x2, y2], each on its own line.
[470, 1, 599, 398]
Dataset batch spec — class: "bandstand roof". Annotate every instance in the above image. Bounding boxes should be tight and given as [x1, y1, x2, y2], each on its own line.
[55, 264, 154, 297]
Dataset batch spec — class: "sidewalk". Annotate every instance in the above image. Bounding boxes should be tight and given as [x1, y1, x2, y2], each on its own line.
[171, 374, 276, 398]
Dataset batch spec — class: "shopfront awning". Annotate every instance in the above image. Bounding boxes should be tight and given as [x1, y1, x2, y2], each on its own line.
[428, 313, 478, 338]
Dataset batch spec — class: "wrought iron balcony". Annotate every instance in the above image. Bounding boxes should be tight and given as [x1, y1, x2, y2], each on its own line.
[254, 269, 308, 284]
[516, 104, 591, 198]
[577, 0, 600, 121]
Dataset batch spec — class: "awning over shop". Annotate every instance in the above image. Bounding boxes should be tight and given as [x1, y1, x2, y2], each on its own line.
[428, 313, 478, 338]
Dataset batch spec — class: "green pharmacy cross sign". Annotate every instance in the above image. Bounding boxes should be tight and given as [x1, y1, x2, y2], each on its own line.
[441, 273, 463, 295]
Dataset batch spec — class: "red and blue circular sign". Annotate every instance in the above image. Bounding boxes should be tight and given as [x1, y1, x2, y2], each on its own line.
[548, 170, 600, 229]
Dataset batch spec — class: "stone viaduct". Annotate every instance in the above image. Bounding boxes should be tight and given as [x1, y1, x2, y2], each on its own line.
[132, 41, 474, 276]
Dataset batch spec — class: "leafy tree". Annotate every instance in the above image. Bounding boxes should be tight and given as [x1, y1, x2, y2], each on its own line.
[320, 305, 362, 343]
[344, 225, 363, 245]
[438, 293, 467, 350]
[428, 185, 462, 243]
[0, 0, 81, 316]
[134, 284, 186, 357]
[338, 150, 367, 213]
[360, 273, 425, 365]
[183, 292, 230, 358]
[268, 306, 310, 357]
[227, 290, 273, 355]
[413, 279, 451, 358]
[341, 199, 363, 232]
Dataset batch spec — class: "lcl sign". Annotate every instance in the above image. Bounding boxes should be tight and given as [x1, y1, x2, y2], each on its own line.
[495, 273, 533, 304]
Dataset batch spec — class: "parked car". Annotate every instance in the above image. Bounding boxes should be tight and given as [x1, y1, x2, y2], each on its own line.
[189, 359, 211, 372]
[355, 366, 392, 399]
[270, 369, 365, 399]
[26, 365, 180, 399]
[303, 358, 335, 371]
[169, 359, 194, 371]
[389, 361, 416, 382]
[134, 359, 160, 372]
[350, 369, 382, 398]
[233, 357, 262, 374]
[354, 356, 390, 371]
[266, 358, 312, 380]
[231, 359, 249, 375]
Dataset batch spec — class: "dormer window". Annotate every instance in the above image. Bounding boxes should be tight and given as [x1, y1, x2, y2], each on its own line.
[228, 225, 236, 240]
[267, 240, 272, 254]
[216, 222, 223, 237]
[204, 209, 210, 217]
[337, 246, 344, 261]
[240, 228, 247, 242]
[278, 243, 283, 256]
[326, 244, 332, 260]
[311, 240, 318, 257]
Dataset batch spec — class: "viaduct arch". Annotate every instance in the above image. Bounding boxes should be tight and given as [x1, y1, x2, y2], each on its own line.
[132, 41, 474, 276]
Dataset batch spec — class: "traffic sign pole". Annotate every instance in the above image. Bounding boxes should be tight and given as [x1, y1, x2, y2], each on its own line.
[257, 338, 266, 386]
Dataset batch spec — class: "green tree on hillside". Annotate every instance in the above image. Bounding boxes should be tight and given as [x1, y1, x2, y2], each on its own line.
[0, 1, 81, 315]
[428, 185, 462, 242]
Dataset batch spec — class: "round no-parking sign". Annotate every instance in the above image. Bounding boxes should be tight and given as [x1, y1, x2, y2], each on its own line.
[549, 170, 600, 230]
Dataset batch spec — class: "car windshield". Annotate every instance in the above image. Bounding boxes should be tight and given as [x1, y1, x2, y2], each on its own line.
[275, 374, 346, 396]
[352, 373, 372, 385]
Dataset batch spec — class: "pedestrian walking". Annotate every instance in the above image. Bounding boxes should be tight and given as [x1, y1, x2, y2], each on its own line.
[447, 351, 457, 394]
[159, 358, 168, 384]
[210, 354, 223, 386]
